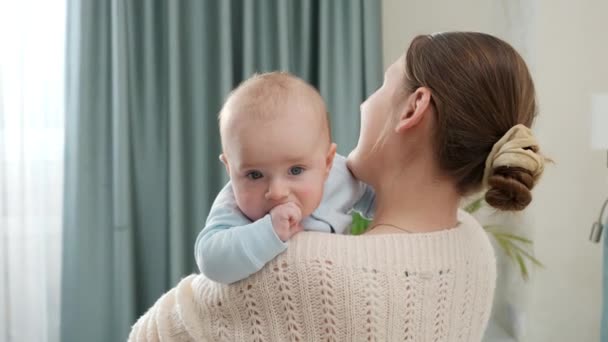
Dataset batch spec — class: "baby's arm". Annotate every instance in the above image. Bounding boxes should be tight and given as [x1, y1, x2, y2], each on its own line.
[195, 183, 288, 284]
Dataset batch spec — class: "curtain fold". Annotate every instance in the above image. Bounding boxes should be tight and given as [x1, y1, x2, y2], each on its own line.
[62, 1, 382, 341]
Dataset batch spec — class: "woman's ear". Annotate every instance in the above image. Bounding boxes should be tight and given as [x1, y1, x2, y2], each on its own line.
[395, 87, 432, 133]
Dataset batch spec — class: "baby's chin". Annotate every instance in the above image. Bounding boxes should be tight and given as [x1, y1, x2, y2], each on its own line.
[241, 212, 262, 222]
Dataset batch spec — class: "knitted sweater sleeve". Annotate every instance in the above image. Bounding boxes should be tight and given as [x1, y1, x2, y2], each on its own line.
[129, 275, 218, 341]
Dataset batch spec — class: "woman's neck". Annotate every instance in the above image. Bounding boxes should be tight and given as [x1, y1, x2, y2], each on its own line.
[366, 165, 460, 235]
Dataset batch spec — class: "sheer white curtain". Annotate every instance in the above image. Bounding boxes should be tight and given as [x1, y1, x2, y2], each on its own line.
[0, 1, 65, 341]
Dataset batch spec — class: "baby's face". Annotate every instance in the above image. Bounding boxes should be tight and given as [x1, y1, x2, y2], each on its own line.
[222, 110, 334, 222]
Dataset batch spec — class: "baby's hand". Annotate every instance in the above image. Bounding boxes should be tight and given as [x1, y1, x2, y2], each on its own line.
[270, 202, 303, 242]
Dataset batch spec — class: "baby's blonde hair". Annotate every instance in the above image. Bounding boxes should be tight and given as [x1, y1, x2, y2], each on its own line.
[218, 72, 331, 148]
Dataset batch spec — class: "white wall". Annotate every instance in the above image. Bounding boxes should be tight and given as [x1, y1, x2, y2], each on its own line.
[382, 1, 608, 341]
[529, 1, 608, 341]
[382, 0, 537, 70]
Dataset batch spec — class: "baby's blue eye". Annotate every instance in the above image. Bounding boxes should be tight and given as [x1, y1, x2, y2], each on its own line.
[247, 171, 263, 180]
[289, 166, 304, 176]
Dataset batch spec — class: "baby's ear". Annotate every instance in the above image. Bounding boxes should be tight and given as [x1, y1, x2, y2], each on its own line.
[219, 154, 230, 174]
[325, 143, 337, 175]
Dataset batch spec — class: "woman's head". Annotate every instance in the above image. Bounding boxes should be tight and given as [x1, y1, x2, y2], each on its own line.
[348, 32, 544, 211]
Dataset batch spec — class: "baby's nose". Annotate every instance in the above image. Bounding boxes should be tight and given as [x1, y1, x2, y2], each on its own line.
[265, 181, 289, 201]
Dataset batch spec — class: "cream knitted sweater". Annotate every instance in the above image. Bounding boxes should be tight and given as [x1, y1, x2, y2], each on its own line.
[129, 212, 496, 342]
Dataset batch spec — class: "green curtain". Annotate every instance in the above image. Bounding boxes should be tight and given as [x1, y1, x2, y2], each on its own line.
[61, 0, 382, 341]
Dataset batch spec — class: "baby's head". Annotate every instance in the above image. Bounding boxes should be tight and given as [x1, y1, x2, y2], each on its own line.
[219, 72, 337, 221]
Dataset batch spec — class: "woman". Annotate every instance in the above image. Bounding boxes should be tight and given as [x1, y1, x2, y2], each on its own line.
[129, 32, 545, 341]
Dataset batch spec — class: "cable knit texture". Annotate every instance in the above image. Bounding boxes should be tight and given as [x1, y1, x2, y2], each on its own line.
[129, 213, 496, 342]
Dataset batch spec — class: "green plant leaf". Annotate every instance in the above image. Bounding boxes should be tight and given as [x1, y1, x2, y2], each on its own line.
[494, 235, 514, 259]
[483, 225, 505, 233]
[516, 253, 529, 281]
[464, 196, 485, 213]
[488, 229, 543, 281]
[508, 241, 544, 268]
[350, 212, 371, 235]
[492, 232, 533, 244]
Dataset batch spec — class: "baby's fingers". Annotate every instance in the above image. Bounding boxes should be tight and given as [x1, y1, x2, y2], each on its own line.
[288, 203, 302, 219]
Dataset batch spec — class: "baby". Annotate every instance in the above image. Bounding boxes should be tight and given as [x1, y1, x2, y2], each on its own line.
[195, 72, 374, 284]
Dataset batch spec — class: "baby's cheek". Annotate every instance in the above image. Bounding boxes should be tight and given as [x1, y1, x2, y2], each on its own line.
[299, 183, 325, 215]
[234, 188, 266, 221]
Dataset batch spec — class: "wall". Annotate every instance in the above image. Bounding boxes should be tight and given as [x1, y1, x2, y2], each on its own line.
[382, 0, 608, 341]
[529, 1, 608, 341]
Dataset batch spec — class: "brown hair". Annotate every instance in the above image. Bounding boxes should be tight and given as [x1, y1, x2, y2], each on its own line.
[404, 32, 540, 211]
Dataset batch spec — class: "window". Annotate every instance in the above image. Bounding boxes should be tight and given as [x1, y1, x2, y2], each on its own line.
[0, 1, 66, 341]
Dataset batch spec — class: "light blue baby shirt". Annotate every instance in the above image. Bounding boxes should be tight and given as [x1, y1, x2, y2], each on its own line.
[194, 154, 375, 284]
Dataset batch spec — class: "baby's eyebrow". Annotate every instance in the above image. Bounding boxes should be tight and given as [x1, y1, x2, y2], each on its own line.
[237, 163, 260, 171]
[237, 156, 312, 171]
[284, 156, 311, 165]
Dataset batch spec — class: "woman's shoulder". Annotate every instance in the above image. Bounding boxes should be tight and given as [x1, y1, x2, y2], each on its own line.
[283, 210, 494, 270]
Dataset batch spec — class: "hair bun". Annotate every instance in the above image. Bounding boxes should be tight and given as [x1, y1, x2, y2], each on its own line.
[482, 124, 546, 211]
[485, 166, 534, 211]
